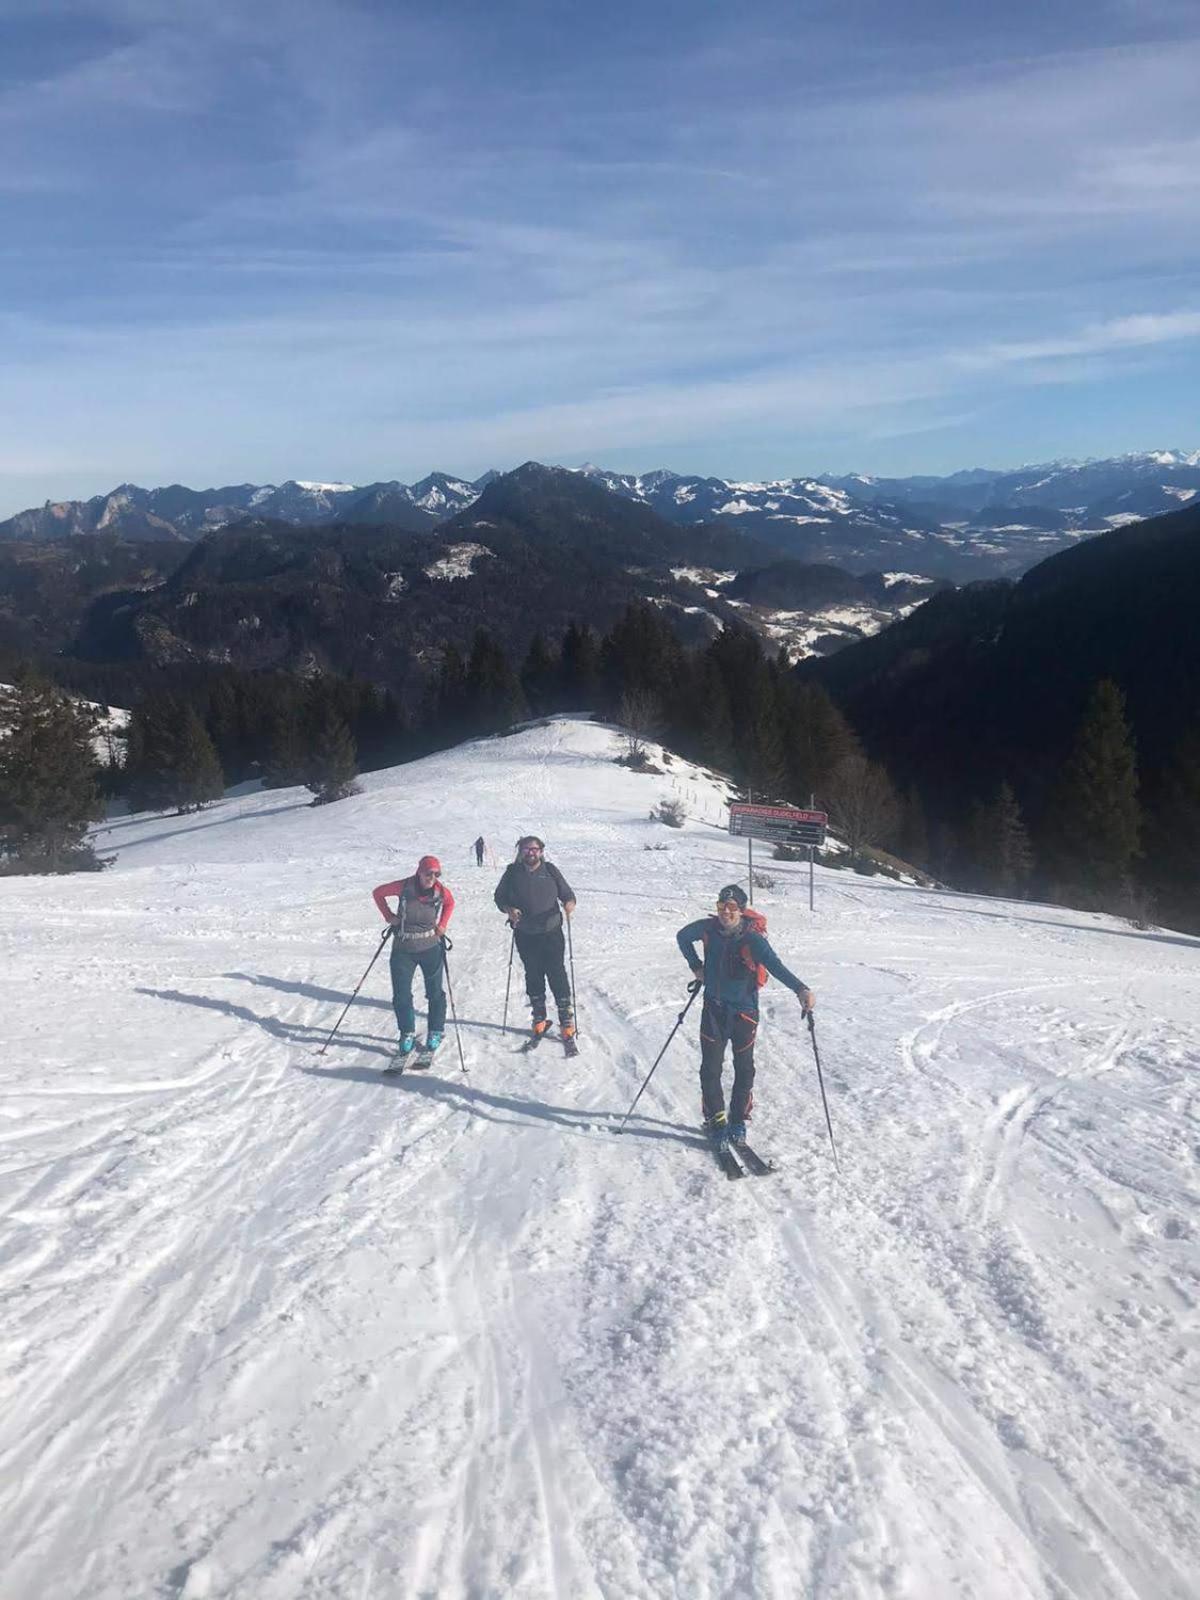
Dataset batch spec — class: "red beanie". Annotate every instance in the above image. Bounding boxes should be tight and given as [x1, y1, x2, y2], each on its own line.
[418, 855, 441, 873]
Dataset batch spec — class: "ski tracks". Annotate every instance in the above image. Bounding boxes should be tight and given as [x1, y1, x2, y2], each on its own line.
[965, 1004, 1140, 1230]
[1, 967, 481, 1599]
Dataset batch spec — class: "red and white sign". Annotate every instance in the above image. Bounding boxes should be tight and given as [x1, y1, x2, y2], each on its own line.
[729, 803, 827, 828]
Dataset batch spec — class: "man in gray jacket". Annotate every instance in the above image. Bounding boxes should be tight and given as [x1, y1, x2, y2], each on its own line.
[494, 835, 576, 1039]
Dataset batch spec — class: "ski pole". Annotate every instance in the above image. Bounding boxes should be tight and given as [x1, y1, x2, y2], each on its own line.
[805, 1010, 841, 1173]
[502, 926, 515, 1030]
[319, 925, 391, 1055]
[440, 936, 468, 1076]
[566, 912, 579, 1038]
[617, 979, 702, 1133]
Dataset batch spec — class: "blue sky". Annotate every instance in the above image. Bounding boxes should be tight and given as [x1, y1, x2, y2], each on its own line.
[1, 0, 1198, 513]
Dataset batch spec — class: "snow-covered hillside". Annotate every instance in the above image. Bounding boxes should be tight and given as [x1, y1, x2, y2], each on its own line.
[0, 682, 128, 761]
[2, 719, 1197, 1599]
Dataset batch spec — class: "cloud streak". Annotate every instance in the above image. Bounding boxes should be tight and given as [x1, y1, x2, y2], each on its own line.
[0, 1, 1198, 509]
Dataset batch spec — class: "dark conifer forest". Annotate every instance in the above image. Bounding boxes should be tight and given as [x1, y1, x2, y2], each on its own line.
[2, 471, 1198, 932]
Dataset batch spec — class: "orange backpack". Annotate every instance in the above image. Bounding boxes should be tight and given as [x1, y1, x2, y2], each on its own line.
[703, 907, 770, 987]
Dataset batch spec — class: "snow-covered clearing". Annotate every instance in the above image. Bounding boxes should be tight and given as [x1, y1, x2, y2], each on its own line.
[424, 542, 493, 581]
[2, 718, 1197, 1599]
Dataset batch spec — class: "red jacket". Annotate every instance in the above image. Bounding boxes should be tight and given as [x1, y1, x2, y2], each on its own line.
[372, 876, 455, 940]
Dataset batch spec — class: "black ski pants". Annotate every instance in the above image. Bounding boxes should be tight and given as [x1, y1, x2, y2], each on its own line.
[514, 925, 571, 1018]
[699, 997, 758, 1123]
[389, 941, 446, 1036]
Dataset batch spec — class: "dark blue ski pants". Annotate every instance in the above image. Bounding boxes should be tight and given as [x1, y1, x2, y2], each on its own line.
[699, 997, 758, 1122]
[389, 941, 446, 1036]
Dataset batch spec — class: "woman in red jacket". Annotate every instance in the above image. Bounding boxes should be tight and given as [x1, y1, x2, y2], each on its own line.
[372, 855, 455, 1062]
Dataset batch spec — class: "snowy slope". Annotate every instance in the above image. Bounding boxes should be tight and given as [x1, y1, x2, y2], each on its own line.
[0, 682, 129, 761]
[2, 719, 1197, 1600]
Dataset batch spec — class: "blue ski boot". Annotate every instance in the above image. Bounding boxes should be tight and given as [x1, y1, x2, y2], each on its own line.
[727, 1121, 748, 1144]
[383, 1033, 417, 1073]
[407, 1032, 439, 1070]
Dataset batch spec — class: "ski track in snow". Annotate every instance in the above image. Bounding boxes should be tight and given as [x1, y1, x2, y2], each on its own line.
[1, 718, 1198, 1599]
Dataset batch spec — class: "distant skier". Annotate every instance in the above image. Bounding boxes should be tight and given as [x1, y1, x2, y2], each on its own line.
[676, 883, 814, 1143]
[372, 855, 455, 1064]
[494, 835, 577, 1040]
[474, 835, 486, 867]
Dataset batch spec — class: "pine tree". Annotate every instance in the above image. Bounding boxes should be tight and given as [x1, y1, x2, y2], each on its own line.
[430, 644, 469, 746]
[993, 781, 1034, 897]
[353, 683, 406, 772]
[746, 667, 788, 797]
[304, 701, 359, 804]
[262, 702, 306, 788]
[897, 785, 930, 872]
[928, 817, 959, 884]
[174, 709, 225, 813]
[125, 692, 185, 813]
[465, 629, 527, 735]
[125, 693, 225, 814]
[1144, 731, 1200, 931]
[520, 632, 559, 717]
[1045, 678, 1141, 910]
[959, 797, 992, 892]
[561, 622, 601, 708]
[781, 682, 858, 803]
[699, 660, 735, 771]
[206, 676, 244, 780]
[0, 676, 104, 871]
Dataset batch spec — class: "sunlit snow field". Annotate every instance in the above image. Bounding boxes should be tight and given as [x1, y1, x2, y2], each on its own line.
[2, 718, 1197, 1599]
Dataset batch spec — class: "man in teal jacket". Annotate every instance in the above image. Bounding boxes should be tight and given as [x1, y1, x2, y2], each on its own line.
[676, 883, 814, 1141]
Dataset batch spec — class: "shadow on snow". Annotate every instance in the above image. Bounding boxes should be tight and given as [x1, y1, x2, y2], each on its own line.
[134, 982, 704, 1148]
[299, 1060, 708, 1149]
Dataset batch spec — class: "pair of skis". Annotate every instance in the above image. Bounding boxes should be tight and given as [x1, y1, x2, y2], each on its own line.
[520, 1029, 579, 1059]
[713, 1136, 774, 1181]
[382, 1040, 439, 1075]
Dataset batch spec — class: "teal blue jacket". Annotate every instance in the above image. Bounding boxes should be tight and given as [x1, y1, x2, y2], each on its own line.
[676, 915, 807, 1011]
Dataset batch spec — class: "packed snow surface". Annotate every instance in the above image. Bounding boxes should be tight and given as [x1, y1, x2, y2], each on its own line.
[2, 718, 1198, 1600]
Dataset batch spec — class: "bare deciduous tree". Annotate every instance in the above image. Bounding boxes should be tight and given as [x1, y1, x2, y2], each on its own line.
[618, 688, 661, 768]
[826, 752, 900, 863]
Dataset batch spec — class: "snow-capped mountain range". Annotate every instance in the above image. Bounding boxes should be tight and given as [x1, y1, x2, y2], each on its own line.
[823, 449, 1200, 522]
[0, 473, 488, 544]
[2, 450, 1196, 582]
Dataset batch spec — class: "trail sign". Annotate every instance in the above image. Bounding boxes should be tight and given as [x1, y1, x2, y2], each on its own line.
[729, 802, 829, 910]
[728, 803, 828, 847]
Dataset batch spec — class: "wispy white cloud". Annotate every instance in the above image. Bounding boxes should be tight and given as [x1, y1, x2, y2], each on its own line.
[962, 309, 1200, 367]
[0, 1, 1198, 507]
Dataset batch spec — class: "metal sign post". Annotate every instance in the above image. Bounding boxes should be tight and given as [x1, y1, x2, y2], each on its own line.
[809, 793, 817, 912]
[728, 802, 829, 909]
